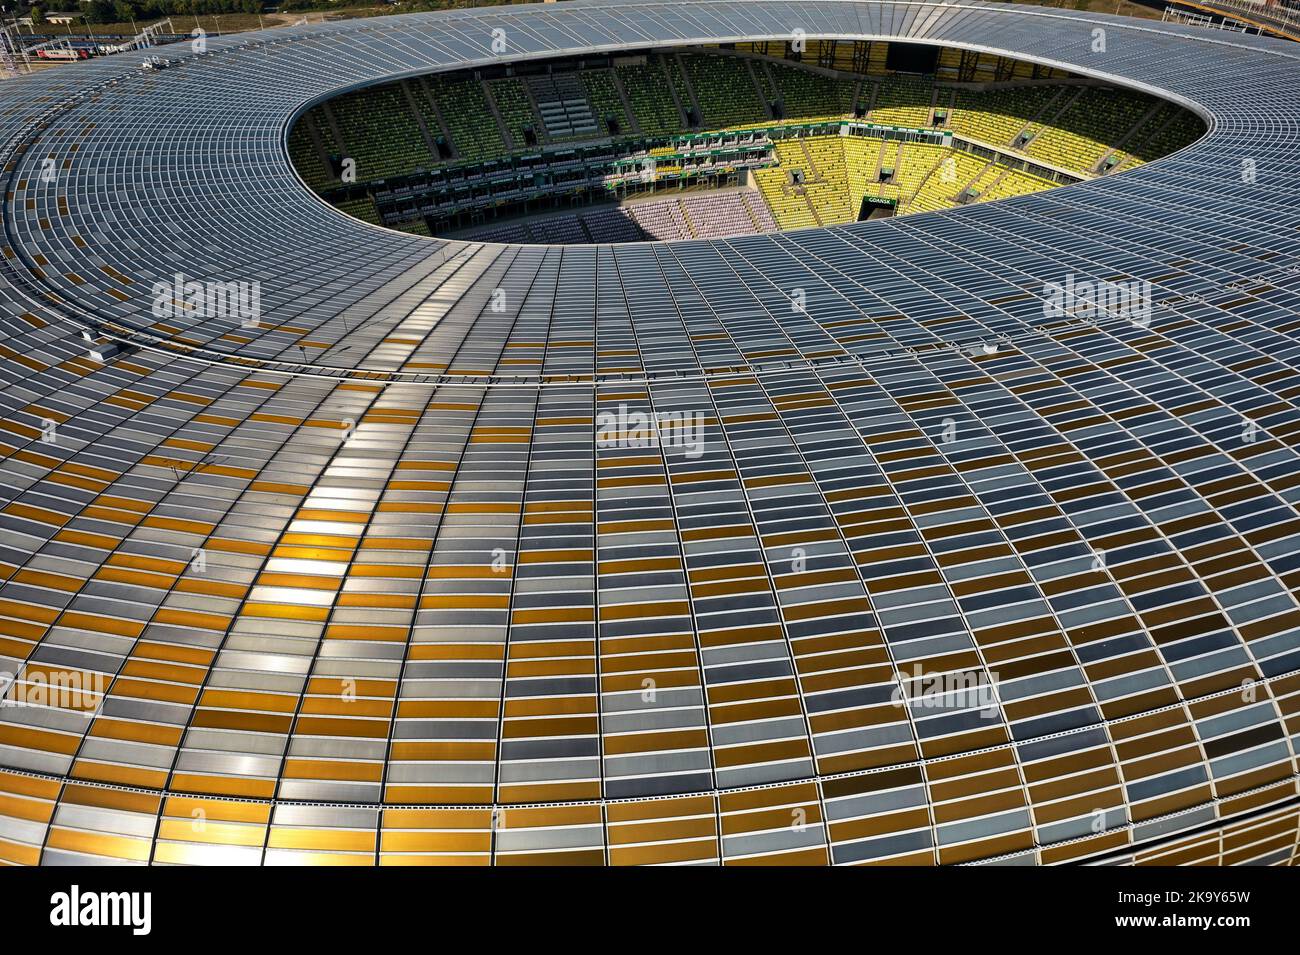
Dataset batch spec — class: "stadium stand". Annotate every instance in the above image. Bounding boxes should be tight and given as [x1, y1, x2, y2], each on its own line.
[616, 61, 682, 136]
[892, 141, 948, 206]
[468, 222, 531, 243]
[488, 78, 540, 148]
[769, 61, 859, 121]
[333, 196, 383, 225]
[329, 84, 433, 180]
[526, 215, 589, 243]
[288, 119, 336, 192]
[754, 164, 818, 230]
[681, 191, 779, 238]
[1024, 86, 1140, 172]
[1117, 107, 1204, 170]
[742, 189, 778, 232]
[906, 149, 987, 213]
[870, 77, 933, 126]
[580, 68, 630, 136]
[627, 195, 693, 239]
[948, 85, 1057, 146]
[384, 216, 433, 236]
[290, 47, 1203, 242]
[800, 137, 856, 224]
[843, 135, 886, 203]
[582, 207, 646, 242]
[683, 52, 769, 127]
[663, 54, 699, 125]
[527, 74, 600, 140]
[461, 190, 783, 243]
[979, 165, 1058, 201]
[461, 202, 660, 244]
[312, 109, 345, 167]
[425, 75, 504, 162]
[955, 160, 1003, 202]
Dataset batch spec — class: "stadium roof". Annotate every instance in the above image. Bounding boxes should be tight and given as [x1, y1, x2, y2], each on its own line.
[0, 1, 1299, 865]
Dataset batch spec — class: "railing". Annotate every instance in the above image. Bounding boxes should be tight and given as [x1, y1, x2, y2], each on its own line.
[128, 19, 176, 52]
[1214, 0, 1300, 29]
[354, 119, 952, 224]
[1165, 0, 1300, 38]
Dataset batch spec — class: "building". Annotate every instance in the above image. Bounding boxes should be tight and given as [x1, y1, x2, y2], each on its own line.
[0, 0, 1296, 867]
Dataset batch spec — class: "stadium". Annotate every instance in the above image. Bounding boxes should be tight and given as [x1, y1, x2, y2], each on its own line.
[0, 0, 1298, 869]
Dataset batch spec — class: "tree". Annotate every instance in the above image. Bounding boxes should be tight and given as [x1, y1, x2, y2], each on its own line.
[29, 6, 45, 26]
[85, 0, 116, 24]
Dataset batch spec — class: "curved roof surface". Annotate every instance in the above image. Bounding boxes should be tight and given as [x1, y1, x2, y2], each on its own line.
[0, 1, 1298, 866]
